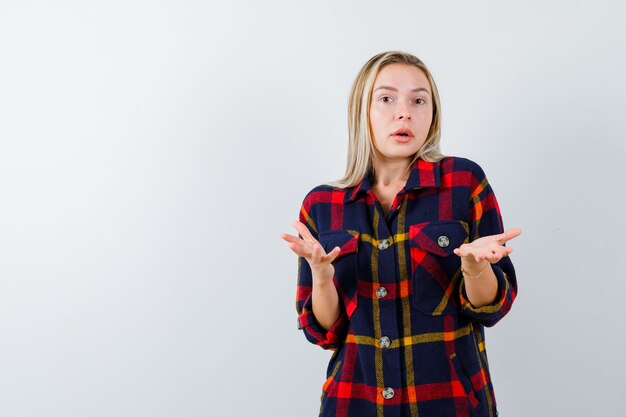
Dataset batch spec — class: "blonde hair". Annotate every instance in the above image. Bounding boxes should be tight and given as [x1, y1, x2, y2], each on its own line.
[328, 51, 444, 188]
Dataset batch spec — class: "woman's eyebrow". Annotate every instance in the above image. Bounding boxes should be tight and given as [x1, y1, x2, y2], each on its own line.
[373, 86, 430, 94]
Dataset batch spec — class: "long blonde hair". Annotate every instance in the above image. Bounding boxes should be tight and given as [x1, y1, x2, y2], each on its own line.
[328, 51, 444, 188]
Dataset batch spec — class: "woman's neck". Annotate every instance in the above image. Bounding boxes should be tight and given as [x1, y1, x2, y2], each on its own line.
[371, 157, 412, 186]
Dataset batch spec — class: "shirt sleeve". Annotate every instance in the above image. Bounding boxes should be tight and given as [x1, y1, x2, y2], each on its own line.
[295, 191, 349, 350]
[458, 163, 518, 327]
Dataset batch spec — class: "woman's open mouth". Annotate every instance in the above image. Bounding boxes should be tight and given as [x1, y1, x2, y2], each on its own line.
[391, 128, 414, 143]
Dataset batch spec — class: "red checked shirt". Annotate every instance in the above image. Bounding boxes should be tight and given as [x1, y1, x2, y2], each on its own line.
[295, 156, 516, 417]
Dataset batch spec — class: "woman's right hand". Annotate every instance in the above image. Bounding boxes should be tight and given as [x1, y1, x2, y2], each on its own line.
[280, 220, 341, 284]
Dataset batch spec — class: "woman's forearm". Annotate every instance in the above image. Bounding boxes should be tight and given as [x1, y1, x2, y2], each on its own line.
[311, 268, 341, 331]
[462, 261, 499, 308]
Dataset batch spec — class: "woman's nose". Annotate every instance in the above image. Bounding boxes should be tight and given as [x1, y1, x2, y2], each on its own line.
[396, 102, 411, 120]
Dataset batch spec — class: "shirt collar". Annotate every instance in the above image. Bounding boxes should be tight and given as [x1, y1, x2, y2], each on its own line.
[345, 158, 441, 203]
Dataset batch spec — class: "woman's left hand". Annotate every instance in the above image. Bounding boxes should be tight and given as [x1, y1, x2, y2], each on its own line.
[453, 228, 522, 265]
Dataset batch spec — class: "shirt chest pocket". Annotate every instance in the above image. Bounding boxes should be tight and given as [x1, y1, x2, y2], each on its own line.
[408, 220, 469, 316]
[319, 230, 360, 319]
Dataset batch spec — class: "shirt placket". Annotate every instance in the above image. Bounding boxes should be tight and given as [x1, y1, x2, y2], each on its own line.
[368, 190, 405, 411]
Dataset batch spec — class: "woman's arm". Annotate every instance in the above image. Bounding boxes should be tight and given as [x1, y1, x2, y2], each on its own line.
[285, 220, 342, 330]
[452, 161, 520, 326]
[454, 228, 521, 308]
[311, 266, 341, 331]
[284, 189, 352, 349]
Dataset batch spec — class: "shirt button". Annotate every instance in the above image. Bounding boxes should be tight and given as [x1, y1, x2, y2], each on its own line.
[379, 336, 391, 348]
[382, 387, 395, 399]
[437, 235, 450, 248]
[378, 239, 390, 250]
[376, 287, 388, 299]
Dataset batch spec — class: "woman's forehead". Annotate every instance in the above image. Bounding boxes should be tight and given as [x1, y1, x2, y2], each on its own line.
[373, 64, 430, 91]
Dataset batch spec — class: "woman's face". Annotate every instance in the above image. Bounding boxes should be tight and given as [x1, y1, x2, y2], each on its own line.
[369, 63, 434, 163]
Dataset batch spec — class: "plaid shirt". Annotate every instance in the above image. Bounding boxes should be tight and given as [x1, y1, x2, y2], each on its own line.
[295, 156, 516, 417]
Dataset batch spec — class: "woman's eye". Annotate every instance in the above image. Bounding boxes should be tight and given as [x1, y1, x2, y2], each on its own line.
[415, 98, 425, 104]
[381, 96, 392, 103]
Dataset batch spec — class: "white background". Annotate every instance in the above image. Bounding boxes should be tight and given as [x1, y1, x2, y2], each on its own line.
[1, 1, 625, 416]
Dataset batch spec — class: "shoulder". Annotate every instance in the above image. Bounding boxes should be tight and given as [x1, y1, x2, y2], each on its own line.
[299, 183, 353, 235]
[299, 183, 350, 217]
[439, 155, 490, 183]
[302, 184, 337, 200]
[301, 183, 352, 206]
[440, 155, 485, 174]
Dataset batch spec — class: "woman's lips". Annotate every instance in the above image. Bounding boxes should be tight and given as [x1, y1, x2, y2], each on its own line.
[391, 135, 413, 143]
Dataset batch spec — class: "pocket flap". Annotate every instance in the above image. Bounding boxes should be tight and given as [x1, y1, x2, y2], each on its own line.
[409, 221, 469, 257]
[319, 230, 359, 260]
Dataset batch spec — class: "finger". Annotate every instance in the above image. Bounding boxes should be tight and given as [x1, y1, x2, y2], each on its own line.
[292, 220, 313, 241]
[282, 232, 318, 251]
[281, 233, 313, 253]
[286, 241, 309, 258]
[280, 232, 304, 244]
[322, 246, 341, 263]
[286, 234, 318, 256]
[292, 220, 317, 242]
[310, 239, 322, 261]
[456, 245, 485, 260]
[491, 244, 513, 256]
[454, 245, 470, 257]
[487, 252, 501, 263]
[490, 246, 514, 262]
[496, 227, 522, 245]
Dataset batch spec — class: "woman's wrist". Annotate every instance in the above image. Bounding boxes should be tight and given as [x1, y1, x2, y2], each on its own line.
[460, 259, 490, 278]
[311, 264, 335, 285]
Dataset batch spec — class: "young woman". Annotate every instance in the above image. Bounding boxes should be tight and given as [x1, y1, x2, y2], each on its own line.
[280, 51, 521, 417]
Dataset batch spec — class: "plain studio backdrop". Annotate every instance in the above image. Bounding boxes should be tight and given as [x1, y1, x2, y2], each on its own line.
[1, 1, 625, 416]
